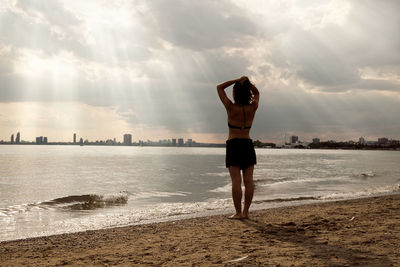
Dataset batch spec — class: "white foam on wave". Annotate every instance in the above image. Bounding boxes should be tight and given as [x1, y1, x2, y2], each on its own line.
[258, 177, 326, 187]
[209, 176, 348, 193]
[319, 184, 400, 200]
[131, 190, 191, 199]
[0, 193, 130, 216]
[209, 183, 231, 193]
[258, 175, 353, 188]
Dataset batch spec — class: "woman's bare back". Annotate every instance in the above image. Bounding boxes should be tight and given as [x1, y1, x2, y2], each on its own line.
[227, 103, 257, 139]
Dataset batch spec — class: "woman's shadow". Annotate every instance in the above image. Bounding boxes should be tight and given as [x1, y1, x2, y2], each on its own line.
[240, 217, 393, 266]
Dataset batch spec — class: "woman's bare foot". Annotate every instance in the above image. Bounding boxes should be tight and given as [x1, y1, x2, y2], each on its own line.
[228, 213, 243, 220]
[242, 213, 249, 220]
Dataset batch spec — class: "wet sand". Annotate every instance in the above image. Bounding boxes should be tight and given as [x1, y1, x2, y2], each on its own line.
[1, 194, 399, 266]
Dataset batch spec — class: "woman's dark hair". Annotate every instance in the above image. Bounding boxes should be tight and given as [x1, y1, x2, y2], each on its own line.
[233, 79, 253, 105]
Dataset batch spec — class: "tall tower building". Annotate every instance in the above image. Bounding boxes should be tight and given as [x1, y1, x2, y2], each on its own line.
[359, 137, 365, 145]
[11, 134, 14, 144]
[73, 133, 76, 144]
[123, 134, 132, 145]
[16, 132, 20, 144]
[178, 138, 184, 146]
[290, 135, 299, 144]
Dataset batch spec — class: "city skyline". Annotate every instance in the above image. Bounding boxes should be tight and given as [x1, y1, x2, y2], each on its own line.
[2, 130, 399, 146]
[1, 1, 399, 143]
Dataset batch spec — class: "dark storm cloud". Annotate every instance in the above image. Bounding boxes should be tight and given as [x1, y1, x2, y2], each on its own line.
[348, 0, 400, 67]
[0, 9, 88, 62]
[143, 0, 261, 50]
[270, 0, 400, 93]
[283, 29, 360, 88]
[354, 79, 400, 93]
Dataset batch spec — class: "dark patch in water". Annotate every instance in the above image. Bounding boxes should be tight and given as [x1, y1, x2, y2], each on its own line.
[41, 194, 128, 210]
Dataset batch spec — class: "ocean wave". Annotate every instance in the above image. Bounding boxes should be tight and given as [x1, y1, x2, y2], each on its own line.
[41, 193, 128, 210]
[357, 172, 376, 178]
[0, 193, 129, 216]
[131, 190, 190, 199]
[257, 177, 327, 187]
[209, 184, 231, 193]
[319, 184, 400, 200]
[209, 177, 273, 193]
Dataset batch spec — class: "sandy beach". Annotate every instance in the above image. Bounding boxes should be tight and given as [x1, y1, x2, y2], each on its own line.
[1, 194, 399, 266]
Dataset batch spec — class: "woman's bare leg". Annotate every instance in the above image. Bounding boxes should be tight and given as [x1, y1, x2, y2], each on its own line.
[229, 166, 242, 218]
[242, 165, 254, 219]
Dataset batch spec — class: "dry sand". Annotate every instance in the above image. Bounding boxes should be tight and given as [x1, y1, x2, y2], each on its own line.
[1, 194, 399, 266]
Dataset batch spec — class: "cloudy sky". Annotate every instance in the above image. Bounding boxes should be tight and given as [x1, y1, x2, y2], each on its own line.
[0, 0, 399, 143]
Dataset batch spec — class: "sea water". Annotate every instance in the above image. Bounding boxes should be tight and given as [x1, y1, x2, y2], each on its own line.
[1, 145, 399, 241]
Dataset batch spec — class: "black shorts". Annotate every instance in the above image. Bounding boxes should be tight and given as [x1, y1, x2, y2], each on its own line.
[225, 138, 257, 170]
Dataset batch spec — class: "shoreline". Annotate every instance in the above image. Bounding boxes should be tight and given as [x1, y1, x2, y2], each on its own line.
[1, 194, 399, 266]
[2, 191, 398, 243]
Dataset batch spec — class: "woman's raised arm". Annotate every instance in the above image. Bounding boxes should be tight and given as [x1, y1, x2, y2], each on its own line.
[217, 77, 247, 108]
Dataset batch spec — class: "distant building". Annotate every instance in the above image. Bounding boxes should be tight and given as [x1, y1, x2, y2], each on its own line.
[106, 139, 114, 145]
[378, 137, 388, 145]
[359, 137, 365, 145]
[187, 139, 193, 147]
[391, 139, 400, 145]
[43, 137, 48, 144]
[123, 134, 132, 145]
[36, 136, 43, 144]
[16, 132, 20, 144]
[290, 135, 298, 144]
[312, 138, 320, 144]
[10, 134, 14, 144]
[366, 141, 377, 146]
[73, 133, 76, 144]
[79, 138, 83, 146]
[172, 138, 177, 146]
[178, 138, 184, 146]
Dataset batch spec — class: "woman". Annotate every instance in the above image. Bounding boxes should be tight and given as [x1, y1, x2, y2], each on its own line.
[217, 76, 259, 219]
